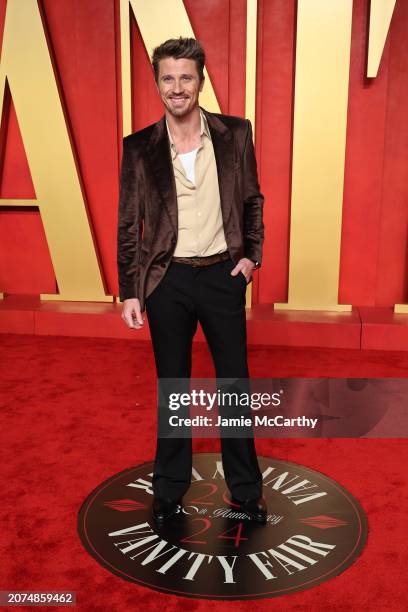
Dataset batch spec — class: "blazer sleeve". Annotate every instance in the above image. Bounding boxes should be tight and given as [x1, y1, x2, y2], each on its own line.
[241, 119, 265, 267]
[116, 137, 143, 302]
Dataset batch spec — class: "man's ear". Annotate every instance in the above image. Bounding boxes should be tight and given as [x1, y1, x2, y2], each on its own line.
[199, 76, 205, 92]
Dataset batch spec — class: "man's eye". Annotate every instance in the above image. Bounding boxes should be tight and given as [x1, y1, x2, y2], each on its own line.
[182, 76, 192, 81]
[163, 76, 172, 82]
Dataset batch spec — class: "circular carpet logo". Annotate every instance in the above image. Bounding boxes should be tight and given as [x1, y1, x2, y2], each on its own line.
[78, 453, 368, 600]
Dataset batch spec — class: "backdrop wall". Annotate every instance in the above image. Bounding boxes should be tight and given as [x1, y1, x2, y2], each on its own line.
[0, 0, 407, 308]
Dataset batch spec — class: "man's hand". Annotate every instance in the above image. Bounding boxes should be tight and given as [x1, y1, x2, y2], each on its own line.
[121, 298, 144, 329]
[230, 258, 255, 283]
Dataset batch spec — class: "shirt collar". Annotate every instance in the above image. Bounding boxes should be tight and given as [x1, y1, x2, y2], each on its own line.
[166, 108, 211, 159]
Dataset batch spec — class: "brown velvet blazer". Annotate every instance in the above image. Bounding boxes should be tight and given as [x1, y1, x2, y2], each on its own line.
[117, 106, 264, 312]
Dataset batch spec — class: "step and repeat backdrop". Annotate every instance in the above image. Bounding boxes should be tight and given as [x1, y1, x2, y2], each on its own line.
[0, 0, 407, 312]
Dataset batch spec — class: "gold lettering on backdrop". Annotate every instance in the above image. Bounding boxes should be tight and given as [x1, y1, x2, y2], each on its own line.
[0, 0, 112, 301]
[275, 0, 354, 311]
[276, 0, 396, 311]
[367, 0, 396, 78]
[0, 1, 397, 307]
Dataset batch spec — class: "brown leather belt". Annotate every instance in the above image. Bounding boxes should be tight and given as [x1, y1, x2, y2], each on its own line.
[171, 251, 230, 267]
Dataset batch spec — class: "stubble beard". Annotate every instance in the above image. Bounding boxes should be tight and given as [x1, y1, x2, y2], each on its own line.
[164, 94, 199, 119]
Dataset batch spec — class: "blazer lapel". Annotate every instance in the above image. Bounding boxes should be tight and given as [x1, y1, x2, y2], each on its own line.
[146, 116, 178, 234]
[201, 107, 235, 227]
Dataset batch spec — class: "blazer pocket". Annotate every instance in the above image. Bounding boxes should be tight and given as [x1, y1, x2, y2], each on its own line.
[239, 270, 248, 286]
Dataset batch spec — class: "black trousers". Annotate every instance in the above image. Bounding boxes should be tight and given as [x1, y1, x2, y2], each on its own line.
[145, 256, 263, 501]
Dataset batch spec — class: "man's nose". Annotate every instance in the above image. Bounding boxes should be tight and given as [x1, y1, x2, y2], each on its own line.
[173, 79, 184, 93]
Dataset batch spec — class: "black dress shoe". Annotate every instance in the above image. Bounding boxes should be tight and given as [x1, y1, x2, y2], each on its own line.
[231, 496, 267, 524]
[152, 497, 181, 524]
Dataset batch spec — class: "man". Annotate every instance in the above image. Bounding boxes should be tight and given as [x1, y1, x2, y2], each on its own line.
[117, 37, 267, 525]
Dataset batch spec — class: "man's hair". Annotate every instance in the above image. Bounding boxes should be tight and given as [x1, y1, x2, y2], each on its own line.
[151, 37, 205, 83]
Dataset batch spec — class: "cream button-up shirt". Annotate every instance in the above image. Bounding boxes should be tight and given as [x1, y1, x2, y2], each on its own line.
[166, 109, 228, 257]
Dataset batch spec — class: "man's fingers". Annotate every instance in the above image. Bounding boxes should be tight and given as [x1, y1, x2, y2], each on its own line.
[122, 312, 135, 328]
[230, 258, 255, 280]
[123, 314, 144, 329]
[231, 265, 246, 279]
[122, 304, 144, 329]
[132, 308, 144, 326]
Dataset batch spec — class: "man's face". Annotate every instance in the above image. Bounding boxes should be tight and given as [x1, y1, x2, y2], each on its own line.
[156, 56, 204, 118]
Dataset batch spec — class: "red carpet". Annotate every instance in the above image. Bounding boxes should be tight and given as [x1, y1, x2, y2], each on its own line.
[1, 333, 407, 610]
